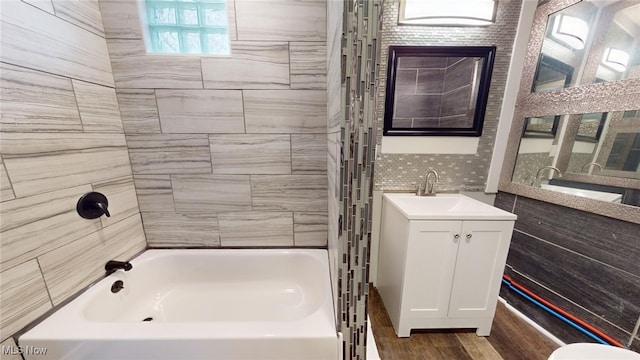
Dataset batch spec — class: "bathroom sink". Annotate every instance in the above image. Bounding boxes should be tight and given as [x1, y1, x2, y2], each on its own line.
[383, 193, 516, 220]
[541, 184, 622, 203]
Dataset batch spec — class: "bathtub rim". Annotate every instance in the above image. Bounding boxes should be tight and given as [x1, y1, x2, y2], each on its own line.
[19, 248, 337, 341]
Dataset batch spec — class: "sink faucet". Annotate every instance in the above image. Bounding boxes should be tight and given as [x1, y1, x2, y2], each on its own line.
[581, 162, 602, 173]
[417, 170, 439, 196]
[533, 166, 562, 188]
[105, 260, 132, 274]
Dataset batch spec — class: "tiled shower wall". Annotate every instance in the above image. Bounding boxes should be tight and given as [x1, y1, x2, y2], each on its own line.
[0, 0, 146, 345]
[374, 0, 522, 191]
[99, 0, 329, 247]
[327, 0, 343, 327]
[494, 192, 640, 351]
[334, 1, 382, 358]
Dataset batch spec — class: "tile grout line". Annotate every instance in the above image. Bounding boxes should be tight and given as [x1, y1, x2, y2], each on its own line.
[35, 257, 56, 309]
[69, 78, 86, 133]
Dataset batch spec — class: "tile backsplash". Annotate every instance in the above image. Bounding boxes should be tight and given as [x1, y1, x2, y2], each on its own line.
[99, 0, 329, 248]
[0, 1, 146, 342]
[374, 0, 522, 192]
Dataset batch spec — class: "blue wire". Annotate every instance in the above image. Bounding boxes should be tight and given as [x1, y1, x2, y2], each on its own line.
[501, 279, 609, 345]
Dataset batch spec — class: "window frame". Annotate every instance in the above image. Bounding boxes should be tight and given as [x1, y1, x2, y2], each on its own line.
[139, 0, 231, 56]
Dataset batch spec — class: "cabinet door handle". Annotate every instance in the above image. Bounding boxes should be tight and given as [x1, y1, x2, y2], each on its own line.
[454, 234, 460, 241]
[466, 233, 472, 239]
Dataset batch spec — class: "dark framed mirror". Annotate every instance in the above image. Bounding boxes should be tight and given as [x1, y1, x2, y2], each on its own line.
[383, 45, 496, 136]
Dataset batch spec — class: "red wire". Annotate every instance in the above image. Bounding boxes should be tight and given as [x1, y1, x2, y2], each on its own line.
[502, 274, 624, 347]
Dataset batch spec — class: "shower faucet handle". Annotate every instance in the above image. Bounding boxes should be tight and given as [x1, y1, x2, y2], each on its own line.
[77, 192, 111, 219]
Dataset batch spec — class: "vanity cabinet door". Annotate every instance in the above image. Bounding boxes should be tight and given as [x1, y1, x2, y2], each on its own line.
[402, 221, 460, 319]
[447, 220, 514, 319]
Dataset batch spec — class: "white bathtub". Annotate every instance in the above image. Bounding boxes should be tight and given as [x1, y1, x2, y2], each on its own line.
[19, 249, 339, 360]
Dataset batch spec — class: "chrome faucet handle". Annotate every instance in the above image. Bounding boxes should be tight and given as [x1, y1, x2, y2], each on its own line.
[581, 162, 602, 172]
[534, 166, 563, 187]
[416, 182, 424, 196]
[425, 170, 439, 196]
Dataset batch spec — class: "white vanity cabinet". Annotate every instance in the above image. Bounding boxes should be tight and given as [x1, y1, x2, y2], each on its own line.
[376, 193, 516, 337]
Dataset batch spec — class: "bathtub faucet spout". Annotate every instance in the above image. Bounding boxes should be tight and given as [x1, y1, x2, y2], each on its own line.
[105, 260, 132, 273]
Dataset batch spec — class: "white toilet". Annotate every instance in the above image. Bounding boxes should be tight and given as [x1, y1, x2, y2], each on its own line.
[549, 343, 640, 360]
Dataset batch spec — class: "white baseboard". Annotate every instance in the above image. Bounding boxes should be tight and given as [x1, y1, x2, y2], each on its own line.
[498, 297, 566, 347]
[367, 316, 381, 360]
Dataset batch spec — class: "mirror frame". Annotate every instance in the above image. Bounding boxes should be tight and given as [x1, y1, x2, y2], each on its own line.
[499, 0, 640, 224]
[383, 45, 496, 136]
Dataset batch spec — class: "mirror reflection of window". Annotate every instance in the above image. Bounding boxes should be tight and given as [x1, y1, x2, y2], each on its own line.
[575, 112, 606, 142]
[532, 55, 575, 92]
[523, 115, 559, 138]
[567, 113, 607, 174]
[605, 133, 640, 172]
[512, 115, 565, 186]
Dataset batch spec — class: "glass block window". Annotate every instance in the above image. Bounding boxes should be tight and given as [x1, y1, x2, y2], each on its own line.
[143, 0, 230, 55]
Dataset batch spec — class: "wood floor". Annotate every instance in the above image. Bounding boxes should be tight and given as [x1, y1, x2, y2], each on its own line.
[368, 287, 559, 360]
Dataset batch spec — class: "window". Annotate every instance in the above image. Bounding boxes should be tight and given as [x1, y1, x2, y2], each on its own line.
[142, 0, 230, 55]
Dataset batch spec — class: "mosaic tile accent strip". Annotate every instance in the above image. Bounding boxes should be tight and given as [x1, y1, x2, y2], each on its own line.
[336, 1, 382, 358]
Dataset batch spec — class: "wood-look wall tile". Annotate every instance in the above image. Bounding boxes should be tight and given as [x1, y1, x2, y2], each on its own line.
[219, 211, 293, 246]
[93, 176, 139, 228]
[290, 42, 327, 89]
[501, 268, 639, 351]
[156, 90, 244, 133]
[291, 134, 327, 174]
[97, 0, 143, 39]
[72, 80, 123, 133]
[172, 175, 251, 212]
[513, 195, 640, 277]
[493, 191, 516, 213]
[251, 175, 328, 212]
[133, 175, 175, 212]
[142, 212, 219, 247]
[0, 338, 23, 359]
[507, 230, 640, 333]
[107, 39, 203, 89]
[244, 90, 326, 133]
[202, 42, 289, 89]
[0, 63, 81, 132]
[0, 184, 100, 270]
[39, 214, 145, 305]
[22, 0, 55, 14]
[51, 0, 105, 36]
[209, 134, 291, 174]
[125, 134, 212, 174]
[1, 157, 16, 202]
[106, 213, 146, 263]
[0, 260, 52, 340]
[235, 0, 326, 41]
[115, 89, 161, 134]
[1, 133, 131, 198]
[293, 212, 327, 246]
[0, 1, 113, 86]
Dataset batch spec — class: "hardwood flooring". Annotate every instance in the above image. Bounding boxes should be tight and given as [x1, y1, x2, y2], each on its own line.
[368, 287, 559, 360]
